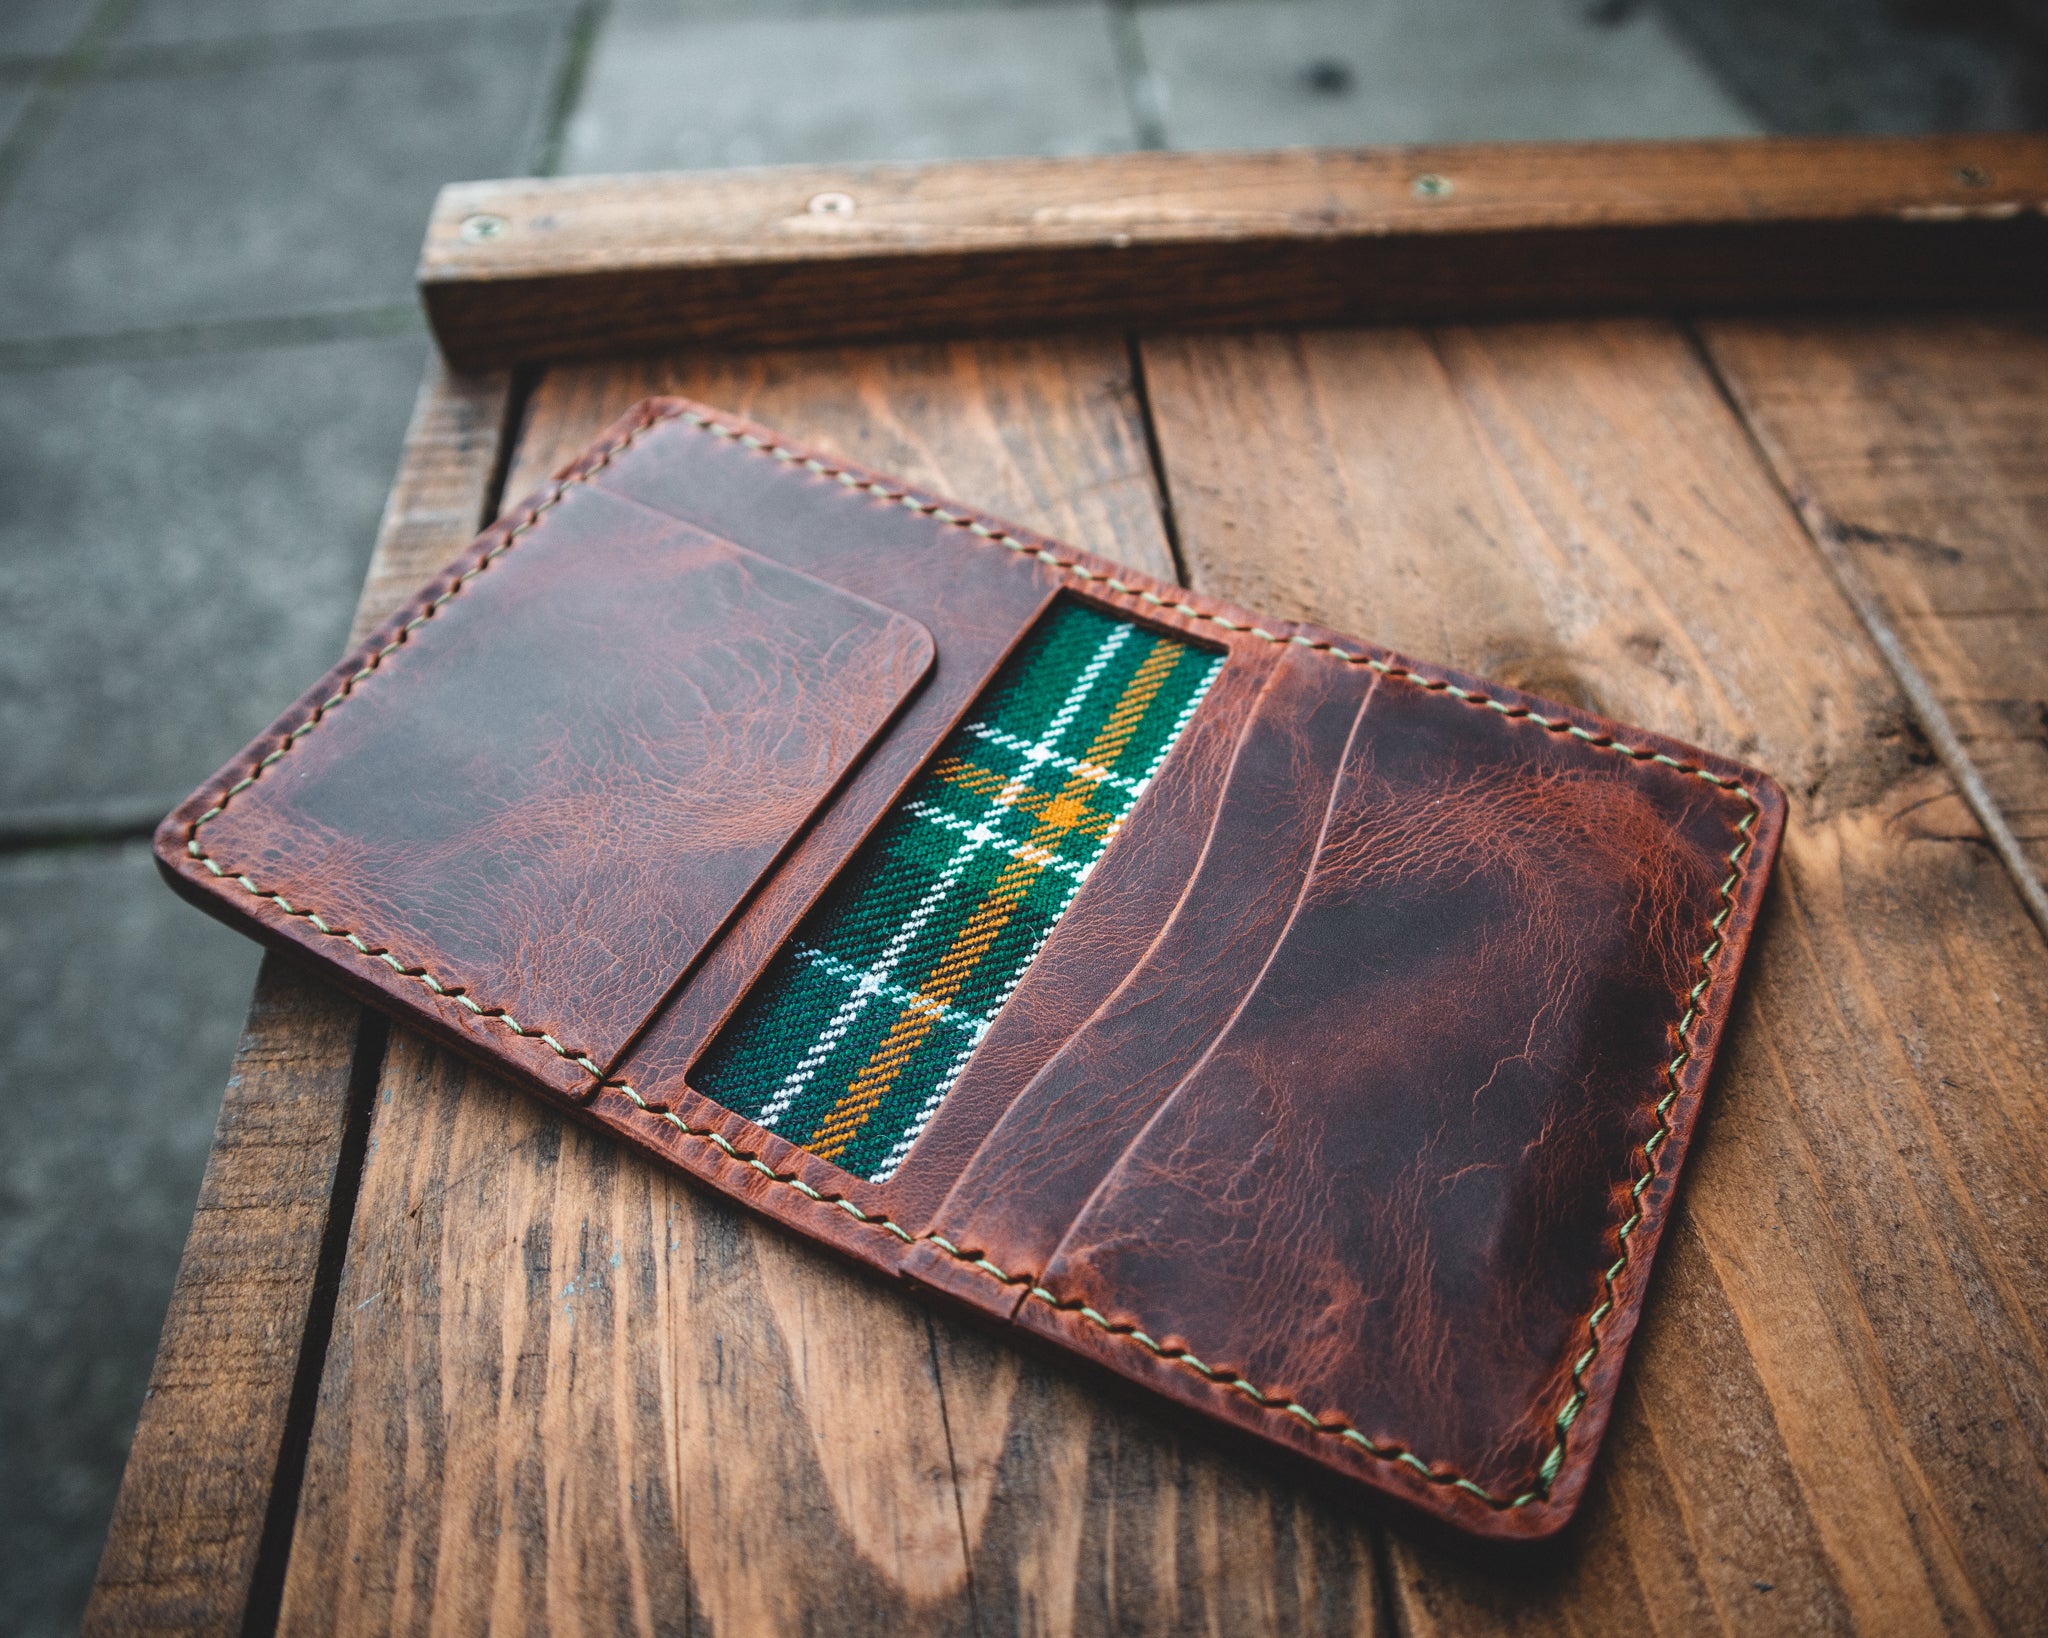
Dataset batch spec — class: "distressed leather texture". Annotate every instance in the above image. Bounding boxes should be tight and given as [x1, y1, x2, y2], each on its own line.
[158, 396, 1785, 1541]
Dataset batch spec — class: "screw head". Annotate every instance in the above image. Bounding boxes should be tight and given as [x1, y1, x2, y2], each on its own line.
[807, 191, 856, 217]
[1955, 165, 1991, 188]
[1411, 173, 1454, 200]
[459, 213, 508, 243]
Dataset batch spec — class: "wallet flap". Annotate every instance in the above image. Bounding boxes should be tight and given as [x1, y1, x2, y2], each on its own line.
[165, 481, 932, 1073]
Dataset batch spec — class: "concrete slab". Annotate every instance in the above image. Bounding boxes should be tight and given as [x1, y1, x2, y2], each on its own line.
[118, 0, 572, 48]
[0, 841, 262, 1638]
[0, 16, 563, 341]
[1658, 0, 2048, 133]
[561, 2, 1137, 173]
[0, 0, 98, 57]
[604, 0, 1040, 12]
[0, 70, 37, 148]
[1136, 0, 1759, 149]
[0, 333, 427, 833]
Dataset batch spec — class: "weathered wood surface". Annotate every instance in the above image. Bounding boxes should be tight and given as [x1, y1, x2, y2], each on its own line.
[81, 960, 368, 1637]
[1702, 313, 2048, 936]
[88, 188, 2048, 1632]
[351, 365, 516, 641]
[1139, 319, 2048, 1632]
[421, 137, 2048, 366]
[82, 365, 515, 1637]
[270, 338, 1385, 1637]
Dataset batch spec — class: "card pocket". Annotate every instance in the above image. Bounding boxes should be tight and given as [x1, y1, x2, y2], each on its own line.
[167, 483, 932, 1080]
[1011, 674, 1754, 1505]
[914, 643, 1375, 1277]
[683, 598, 1225, 1184]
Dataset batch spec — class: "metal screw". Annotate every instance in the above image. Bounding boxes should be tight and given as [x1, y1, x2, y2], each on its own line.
[1955, 165, 1991, 188]
[1411, 173, 1454, 200]
[807, 191, 856, 217]
[459, 213, 508, 243]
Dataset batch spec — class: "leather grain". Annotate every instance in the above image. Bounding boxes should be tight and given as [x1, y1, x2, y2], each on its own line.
[1018, 671, 1753, 1517]
[923, 644, 1372, 1274]
[160, 478, 931, 1087]
[157, 394, 1784, 1542]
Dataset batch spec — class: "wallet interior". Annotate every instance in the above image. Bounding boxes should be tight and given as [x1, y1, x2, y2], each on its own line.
[159, 396, 1781, 1536]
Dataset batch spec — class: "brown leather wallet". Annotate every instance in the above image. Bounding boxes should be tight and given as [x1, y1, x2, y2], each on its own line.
[158, 396, 1783, 1541]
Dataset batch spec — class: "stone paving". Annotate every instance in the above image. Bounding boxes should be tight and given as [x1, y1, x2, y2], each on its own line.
[1, 0, 2041, 1629]
[0, 3, 574, 1629]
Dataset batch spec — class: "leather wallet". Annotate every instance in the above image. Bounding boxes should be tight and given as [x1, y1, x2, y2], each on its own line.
[158, 396, 1783, 1541]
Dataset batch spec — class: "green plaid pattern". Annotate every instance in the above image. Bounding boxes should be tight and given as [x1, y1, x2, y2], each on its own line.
[693, 600, 1222, 1182]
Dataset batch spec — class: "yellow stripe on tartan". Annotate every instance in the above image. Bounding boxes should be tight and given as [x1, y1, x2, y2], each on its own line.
[804, 638, 1185, 1161]
[928, 758, 1122, 841]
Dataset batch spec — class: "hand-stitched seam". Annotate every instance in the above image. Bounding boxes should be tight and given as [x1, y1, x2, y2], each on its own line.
[179, 409, 677, 1088]
[177, 397, 1761, 1514]
[671, 405, 1765, 1511]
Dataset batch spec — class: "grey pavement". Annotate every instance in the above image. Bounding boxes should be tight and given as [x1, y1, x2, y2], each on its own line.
[0, 843, 261, 1638]
[2, 0, 2043, 1631]
[0, 72, 36, 148]
[118, 0, 571, 47]
[0, 0, 573, 1629]
[0, 18, 566, 341]
[1661, 0, 2048, 132]
[1135, 0, 1757, 148]
[0, 334, 428, 833]
[0, 0, 98, 57]
[562, 5, 1139, 172]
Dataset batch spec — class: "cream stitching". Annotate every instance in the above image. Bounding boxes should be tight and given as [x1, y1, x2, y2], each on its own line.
[179, 399, 1760, 1513]
[182, 413, 671, 1084]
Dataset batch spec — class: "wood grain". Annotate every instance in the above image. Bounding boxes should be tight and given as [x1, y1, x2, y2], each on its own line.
[351, 365, 515, 641]
[272, 337, 1383, 1637]
[420, 137, 2048, 367]
[84, 364, 514, 1637]
[81, 960, 367, 1637]
[1141, 319, 2048, 1633]
[496, 335, 1178, 588]
[1701, 313, 2048, 937]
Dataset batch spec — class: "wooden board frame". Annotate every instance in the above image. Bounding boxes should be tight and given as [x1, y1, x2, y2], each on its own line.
[91, 136, 2048, 1637]
[422, 136, 2048, 367]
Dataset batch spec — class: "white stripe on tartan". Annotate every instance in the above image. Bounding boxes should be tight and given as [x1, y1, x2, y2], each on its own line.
[865, 643, 1224, 1183]
[750, 621, 1134, 1131]
[902, 799, 1087, 878]
[787, 943, 989, 1039]
[956, 719, 1147, 798]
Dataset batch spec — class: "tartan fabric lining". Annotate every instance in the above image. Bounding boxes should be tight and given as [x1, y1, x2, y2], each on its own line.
[692, 600, 1223, 1182]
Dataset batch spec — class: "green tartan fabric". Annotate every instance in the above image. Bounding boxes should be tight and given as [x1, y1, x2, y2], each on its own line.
[693, 600, 1222, 1182]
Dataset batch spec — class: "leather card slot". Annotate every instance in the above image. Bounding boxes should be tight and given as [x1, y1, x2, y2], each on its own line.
[1019, 673, 1754, 1506]
[681, 598, 1224, 1185]
[913, 643, 1376, 1275]
[589, 415, 1071, 1098]
[177, 482, 933, 1077]
[880, 637, 1277, 1224]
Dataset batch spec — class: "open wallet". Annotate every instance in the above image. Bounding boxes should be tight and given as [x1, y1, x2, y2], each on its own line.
[157, 395, 1783, 1541]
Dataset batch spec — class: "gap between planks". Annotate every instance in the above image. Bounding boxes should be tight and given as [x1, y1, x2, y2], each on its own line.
[83, 365, 520, 1638]
[1687, 322, 2048, 946]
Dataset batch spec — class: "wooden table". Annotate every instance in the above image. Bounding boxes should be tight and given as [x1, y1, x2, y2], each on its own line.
[87, 137, 2048, 1636]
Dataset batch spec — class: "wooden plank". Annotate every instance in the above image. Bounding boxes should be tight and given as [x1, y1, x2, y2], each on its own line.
[1700, 313, 2048, 938]
[81, 961, 369, 1638]
[1140, 320, 2048, 1633]
[420, 137, 2048, 367]
[272, 337, 1384, 1637]
[496, 336, 1182, 580]
[351, 364, 516, 640]
[83, 364, 514, 1636]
